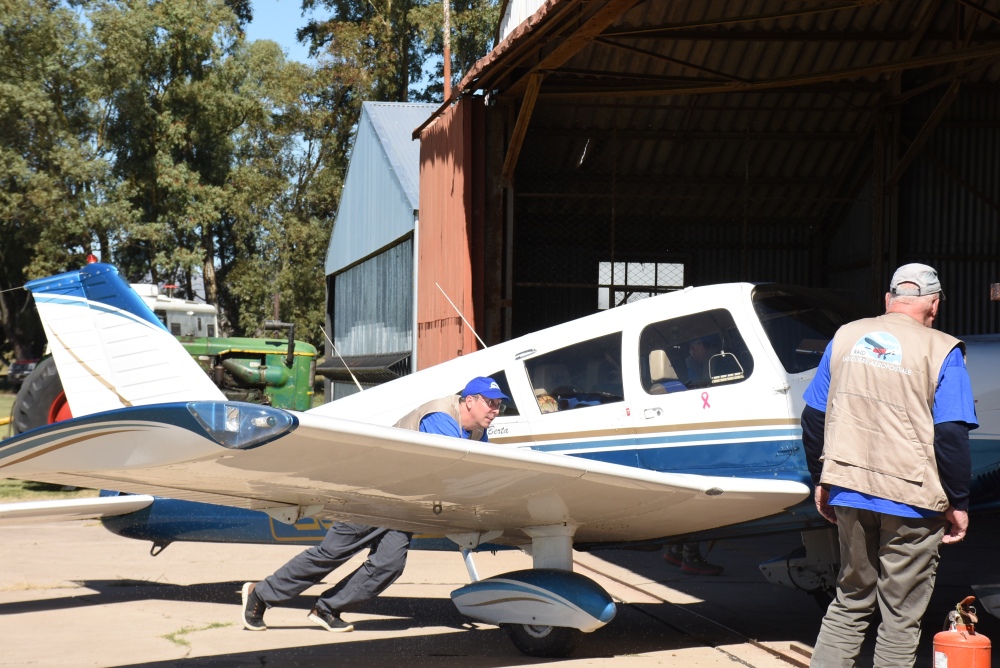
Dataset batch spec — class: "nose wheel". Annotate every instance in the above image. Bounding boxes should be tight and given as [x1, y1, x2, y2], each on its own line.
[503, 624, 582, 658]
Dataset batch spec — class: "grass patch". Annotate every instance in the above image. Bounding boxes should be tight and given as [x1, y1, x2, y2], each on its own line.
[161, 622, 232, 647]
[1, 391, 15, 438]
[0, 390, 99, 502]
[0, 478, 99, 501]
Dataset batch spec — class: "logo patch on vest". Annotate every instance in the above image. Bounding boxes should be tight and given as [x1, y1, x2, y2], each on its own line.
[849, 331, 904, 367]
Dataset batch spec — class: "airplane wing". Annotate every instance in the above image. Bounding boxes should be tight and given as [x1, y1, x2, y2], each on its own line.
[0, 495, 154, 525]
[0, 402, 809, 545]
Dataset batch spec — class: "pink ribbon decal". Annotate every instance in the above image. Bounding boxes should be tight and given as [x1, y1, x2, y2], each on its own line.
[701, 392, 710, 409]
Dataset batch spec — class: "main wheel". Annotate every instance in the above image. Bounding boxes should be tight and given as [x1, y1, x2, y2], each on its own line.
[12, 356, 72, 435]
[503, 623, 582, 658]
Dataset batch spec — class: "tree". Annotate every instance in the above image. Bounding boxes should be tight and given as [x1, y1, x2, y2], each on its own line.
[0, 0, 116, 359]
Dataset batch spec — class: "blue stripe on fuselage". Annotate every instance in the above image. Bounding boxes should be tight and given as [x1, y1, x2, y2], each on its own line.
[526, 427, 806, 479]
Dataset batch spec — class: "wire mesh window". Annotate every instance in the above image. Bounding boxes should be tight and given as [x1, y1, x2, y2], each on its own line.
[598, 262, 684, 310]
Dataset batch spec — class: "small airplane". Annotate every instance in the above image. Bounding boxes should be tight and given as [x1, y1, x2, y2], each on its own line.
[863, 335, 896, 360]
[2, 262, 999, 657]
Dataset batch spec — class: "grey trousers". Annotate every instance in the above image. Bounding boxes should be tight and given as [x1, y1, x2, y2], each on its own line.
[810, 506, 946, 668]
[254, 521, 413, 615]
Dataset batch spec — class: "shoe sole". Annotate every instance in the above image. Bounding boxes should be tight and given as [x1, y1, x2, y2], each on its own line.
[308, 611, 354, 633]
[241, 582, 267, 631]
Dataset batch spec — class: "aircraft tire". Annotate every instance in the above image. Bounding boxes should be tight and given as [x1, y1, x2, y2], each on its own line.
[12, 356, 68, 435]
[503, 623, 582, 658]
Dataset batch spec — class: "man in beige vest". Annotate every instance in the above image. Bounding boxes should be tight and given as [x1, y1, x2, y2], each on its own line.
[801, 264, 977, 667]
[241, 376, 508, 633]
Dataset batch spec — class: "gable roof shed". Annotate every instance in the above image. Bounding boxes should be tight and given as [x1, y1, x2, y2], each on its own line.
[325, 102, 437, 276]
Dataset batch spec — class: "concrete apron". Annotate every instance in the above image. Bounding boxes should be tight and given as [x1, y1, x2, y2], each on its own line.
[0, 520, 808, 667]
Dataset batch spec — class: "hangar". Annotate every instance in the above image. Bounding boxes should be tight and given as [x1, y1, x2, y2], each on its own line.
[412, 0, 1000, 369]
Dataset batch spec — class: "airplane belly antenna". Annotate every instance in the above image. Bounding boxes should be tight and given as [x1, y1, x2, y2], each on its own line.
[436, 283, 487, 350]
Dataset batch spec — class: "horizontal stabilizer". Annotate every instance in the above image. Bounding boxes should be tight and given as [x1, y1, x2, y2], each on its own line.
[0, 495, 154, 525]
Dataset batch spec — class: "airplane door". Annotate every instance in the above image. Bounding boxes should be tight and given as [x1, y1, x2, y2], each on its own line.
[628, 307, 795, 476]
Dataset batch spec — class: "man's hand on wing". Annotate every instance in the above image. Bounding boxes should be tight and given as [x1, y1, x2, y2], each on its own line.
[942, 507, 968, 544]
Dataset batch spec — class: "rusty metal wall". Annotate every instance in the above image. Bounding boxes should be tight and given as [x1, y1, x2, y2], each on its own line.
[416, 97, 486, 368]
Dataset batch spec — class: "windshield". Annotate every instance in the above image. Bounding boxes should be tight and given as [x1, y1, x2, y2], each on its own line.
[752, 285, 872, 374]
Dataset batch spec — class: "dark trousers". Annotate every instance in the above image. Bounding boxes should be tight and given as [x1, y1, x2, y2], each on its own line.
[254, 521, 413, 614]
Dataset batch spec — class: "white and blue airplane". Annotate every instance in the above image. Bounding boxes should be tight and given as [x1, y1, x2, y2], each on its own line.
[2, 262, 999, 657]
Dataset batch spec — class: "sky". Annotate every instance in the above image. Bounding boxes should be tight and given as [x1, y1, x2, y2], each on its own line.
[244, 0, 325, 64]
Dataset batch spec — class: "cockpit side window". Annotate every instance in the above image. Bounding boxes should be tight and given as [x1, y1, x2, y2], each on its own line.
[485, 370, 519, 417]
[524, 332, 623, 413]
[639, 309, 754, 394]
[752, 285, 872, 374]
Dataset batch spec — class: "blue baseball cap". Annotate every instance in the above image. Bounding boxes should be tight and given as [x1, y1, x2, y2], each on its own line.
[461, 376, 510, 400]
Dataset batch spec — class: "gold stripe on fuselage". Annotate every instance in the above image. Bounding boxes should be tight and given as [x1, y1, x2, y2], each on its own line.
[486, 417, 799, 446]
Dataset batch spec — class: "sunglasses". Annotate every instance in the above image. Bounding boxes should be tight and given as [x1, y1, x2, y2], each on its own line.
[475, 395, 504, 411]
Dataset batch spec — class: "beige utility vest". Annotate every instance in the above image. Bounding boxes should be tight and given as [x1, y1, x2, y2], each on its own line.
[820, 312, 962, 511]
[394, 395, 484, 441]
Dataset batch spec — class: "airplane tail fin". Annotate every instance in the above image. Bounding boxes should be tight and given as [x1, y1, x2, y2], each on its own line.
[26, 263, 225, 417]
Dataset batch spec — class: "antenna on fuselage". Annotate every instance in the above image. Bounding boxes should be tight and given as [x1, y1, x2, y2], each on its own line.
[435, 283, 488, 350]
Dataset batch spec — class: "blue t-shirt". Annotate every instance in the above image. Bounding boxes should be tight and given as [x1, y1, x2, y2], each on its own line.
[419, 412, 488, 441]
[803, 342, 978, 517]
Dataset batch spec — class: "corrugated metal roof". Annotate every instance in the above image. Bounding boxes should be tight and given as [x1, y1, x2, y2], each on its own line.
[325, 102, 437, 276]
[433, 0, 1000, 335]
[365, 102, 437, 210]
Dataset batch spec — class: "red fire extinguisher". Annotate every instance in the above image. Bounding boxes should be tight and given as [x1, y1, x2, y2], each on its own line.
[933, 595, 991, 667]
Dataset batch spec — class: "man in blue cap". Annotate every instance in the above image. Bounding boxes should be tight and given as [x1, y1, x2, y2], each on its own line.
[241, 376, 509, 634]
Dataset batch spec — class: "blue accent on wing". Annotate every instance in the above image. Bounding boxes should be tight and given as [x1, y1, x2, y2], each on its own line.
[26, 263, 167, 332]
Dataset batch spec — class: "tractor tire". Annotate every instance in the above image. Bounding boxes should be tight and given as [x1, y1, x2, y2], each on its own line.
[12, 356, 72, 435]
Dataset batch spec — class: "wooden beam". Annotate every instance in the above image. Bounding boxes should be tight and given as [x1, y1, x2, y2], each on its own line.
[500, 72, 544, 186]
[528, 43, 1000, 99]
[886, 79, 962, 189]
[505, 0, 645, 96]
[955, 0, 1000, 28]
[600, 1, 870, 37]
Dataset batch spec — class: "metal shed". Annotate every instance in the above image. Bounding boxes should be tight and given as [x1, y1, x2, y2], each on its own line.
[415, 0, 1000, 361]
[322, 101, 437, 399]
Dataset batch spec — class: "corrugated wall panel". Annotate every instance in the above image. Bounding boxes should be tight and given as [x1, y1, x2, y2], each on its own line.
[898, 90, 1000, 336]
[332, 238, 413, 356]
[417, 97, 482, 369]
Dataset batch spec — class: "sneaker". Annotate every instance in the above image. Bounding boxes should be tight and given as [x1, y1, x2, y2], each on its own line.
[308, 608, 354, 633]
[681, 553, 724, 576]
[241, 582, 267, 631]
[663, 544, 683, 568]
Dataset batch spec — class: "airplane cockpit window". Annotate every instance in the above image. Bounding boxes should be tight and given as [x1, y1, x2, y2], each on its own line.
[524, 332, 624, 413]
[752, 285, 872, 374]
[638, 309, 754, 394]
[485, 370, 519, 417]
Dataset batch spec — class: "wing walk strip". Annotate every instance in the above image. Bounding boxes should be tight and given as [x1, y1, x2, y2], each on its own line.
[572, 553, 810, 668]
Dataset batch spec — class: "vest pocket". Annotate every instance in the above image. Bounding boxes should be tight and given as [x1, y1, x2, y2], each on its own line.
[825, 391, 926, 483]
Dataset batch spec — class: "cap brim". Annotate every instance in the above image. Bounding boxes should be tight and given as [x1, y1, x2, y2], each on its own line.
[479, 390, 511, 401]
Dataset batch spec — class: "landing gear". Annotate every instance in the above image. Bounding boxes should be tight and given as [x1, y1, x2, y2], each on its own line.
[504, 623, 582, 658]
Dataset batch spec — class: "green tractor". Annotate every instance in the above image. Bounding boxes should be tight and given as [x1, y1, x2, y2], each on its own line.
[11, 284, 317, 435]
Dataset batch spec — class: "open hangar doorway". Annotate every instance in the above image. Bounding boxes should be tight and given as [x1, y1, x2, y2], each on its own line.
[419, 0, 1000, 345]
